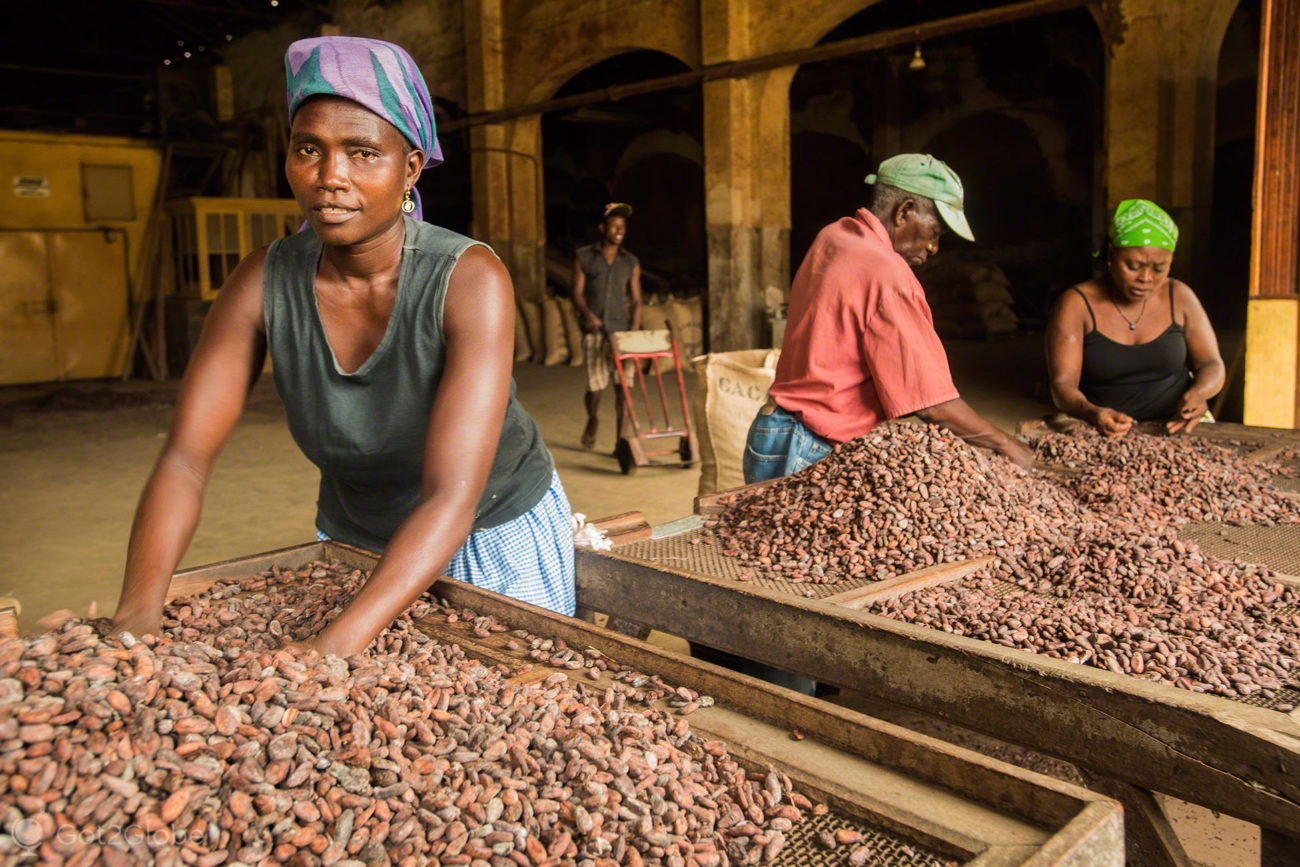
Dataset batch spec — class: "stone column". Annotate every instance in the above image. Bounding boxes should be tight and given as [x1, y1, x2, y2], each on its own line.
[701, 1, 791, 351]
[464, 0, 546, 300]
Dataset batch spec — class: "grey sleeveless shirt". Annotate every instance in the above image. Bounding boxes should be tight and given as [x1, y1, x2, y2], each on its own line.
[576, 244, 638, 332]
[263, 217, 554, 552]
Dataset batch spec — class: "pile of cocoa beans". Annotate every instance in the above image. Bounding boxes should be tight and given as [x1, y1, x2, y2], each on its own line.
[707, 424, 1300, 700]
[1030, 429, 1300, 526]
[706, 423, 1102, 585]
[875, 519, 1300, 700]
[0, 561, 832, 866]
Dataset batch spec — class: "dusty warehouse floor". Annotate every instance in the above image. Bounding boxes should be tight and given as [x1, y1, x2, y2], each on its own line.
[0, 333, 1257, 864]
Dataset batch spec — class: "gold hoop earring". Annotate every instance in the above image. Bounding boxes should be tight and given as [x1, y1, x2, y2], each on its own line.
[402, 190, 416, 213]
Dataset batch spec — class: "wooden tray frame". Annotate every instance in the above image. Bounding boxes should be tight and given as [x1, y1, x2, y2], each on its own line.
[582, 422, 1300, 863]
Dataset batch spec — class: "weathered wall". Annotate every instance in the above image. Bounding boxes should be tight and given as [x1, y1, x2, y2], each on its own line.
[501, 0, 698, 104]
[225, 0, 467, 119]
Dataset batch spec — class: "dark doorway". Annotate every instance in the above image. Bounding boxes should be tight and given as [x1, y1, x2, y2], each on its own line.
[541, 51, 705, 299]
[421, 98, 474, 237]
[1210, 0, 1261, 422]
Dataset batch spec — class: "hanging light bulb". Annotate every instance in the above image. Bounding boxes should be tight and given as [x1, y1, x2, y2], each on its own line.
[909, 0, 927, 72]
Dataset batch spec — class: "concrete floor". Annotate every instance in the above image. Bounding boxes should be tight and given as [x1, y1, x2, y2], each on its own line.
[0, 333, 1251, 864]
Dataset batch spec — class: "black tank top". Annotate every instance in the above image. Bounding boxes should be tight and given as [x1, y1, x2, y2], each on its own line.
[1073, 283, 1190, 421]
[264, 218, 555, 551]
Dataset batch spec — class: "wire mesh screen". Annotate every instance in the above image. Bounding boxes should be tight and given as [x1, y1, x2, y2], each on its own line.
[616, 522, 1300, 713]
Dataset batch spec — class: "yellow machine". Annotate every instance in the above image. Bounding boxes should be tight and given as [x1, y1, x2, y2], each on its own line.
[0, 131, 161, 385]
[0, 131, 303, 384]
[164, 197, 304, 302]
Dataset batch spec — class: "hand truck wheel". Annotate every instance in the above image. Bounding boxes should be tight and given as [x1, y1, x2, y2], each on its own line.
[679, 435, 697, 467]
[615, 437, 638, 476]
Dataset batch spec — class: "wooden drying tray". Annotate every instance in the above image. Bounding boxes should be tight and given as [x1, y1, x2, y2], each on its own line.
[1016, 417, 1300, 451]
[1017, 418, 1300, 494]
[155, 540, 1122, 867]
[575, 510, 1300, 866]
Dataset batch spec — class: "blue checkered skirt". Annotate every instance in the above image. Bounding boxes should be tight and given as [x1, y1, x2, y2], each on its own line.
[318, 470, 576, 616]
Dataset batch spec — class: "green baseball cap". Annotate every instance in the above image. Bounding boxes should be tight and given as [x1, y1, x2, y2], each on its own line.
[866, 153, 974, 242]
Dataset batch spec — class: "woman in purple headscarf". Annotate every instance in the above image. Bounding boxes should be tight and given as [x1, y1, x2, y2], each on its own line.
[111, 37, 574, 656]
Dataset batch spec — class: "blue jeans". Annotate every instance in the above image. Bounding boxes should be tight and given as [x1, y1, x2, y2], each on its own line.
[743, 403, 834, 484]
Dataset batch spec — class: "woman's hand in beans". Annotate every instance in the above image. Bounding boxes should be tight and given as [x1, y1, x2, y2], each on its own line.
[1092, 407, 1134, 437]
[1167, 389, 1208, 434]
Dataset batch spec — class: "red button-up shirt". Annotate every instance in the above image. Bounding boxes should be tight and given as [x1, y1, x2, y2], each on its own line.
[769, 209, 959, 443]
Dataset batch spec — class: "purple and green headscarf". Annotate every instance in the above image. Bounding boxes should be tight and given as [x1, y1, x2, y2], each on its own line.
[285, 36, 443, 220]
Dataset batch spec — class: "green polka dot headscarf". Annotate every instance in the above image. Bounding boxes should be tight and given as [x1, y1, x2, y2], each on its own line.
[1108, 199, 1178, 252]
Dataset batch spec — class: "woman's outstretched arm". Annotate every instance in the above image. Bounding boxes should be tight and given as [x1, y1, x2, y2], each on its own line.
[113, 251, 268, 637]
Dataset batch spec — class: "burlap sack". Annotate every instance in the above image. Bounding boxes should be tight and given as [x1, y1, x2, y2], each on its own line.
[639, 299, 672, 371]
[519, 299, 544, 360]
[541, 296, 570, 366]
[513, 304, 532, 362]
[557, 297, 585, 366]
[692, 349, 781, 496]
[668, 296, 704, 360]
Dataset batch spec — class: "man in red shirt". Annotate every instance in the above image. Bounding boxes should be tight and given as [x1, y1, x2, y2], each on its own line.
[745, 154, 1034, 482]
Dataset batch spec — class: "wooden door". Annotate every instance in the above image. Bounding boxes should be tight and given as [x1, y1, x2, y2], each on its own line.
[49, 230, 130, 379]
[0, 231, 59, 385]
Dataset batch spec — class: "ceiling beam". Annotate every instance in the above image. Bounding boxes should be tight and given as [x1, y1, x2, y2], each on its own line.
[134, 0, 280, 21]
[0, 106, 151, 120]
[0, 63, 150, 81]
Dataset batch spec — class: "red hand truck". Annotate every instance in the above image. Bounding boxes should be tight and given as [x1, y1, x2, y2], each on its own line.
[607, 328, 699, 475]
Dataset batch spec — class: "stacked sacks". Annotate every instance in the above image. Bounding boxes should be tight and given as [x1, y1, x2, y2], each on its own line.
[517, 299, 544, 363]
[518, 293, 584, 367]
[640, 293, 704, 368]
[556, 297, 585, 367]
[513, 307, 532, 362]
[914, 252, 1019, 340]
[540, 296, 569, 366]
[667, 295, 704, 360]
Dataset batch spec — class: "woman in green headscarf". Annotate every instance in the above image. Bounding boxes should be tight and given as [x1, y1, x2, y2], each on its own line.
[1046, 199, 1224, 436]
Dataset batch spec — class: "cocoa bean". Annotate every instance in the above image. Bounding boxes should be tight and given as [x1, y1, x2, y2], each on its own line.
[1, 559, 847, 864]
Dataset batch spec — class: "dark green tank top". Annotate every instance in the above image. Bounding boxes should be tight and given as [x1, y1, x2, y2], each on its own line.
[263, 217, 554, 552]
